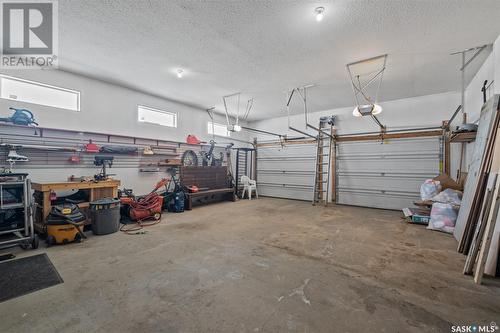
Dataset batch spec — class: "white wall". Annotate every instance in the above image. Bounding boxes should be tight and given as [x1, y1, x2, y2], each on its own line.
[463, 53, 495, 124]
[0, 69, 250, 194]
[249, 91, 459, 140]
[0, 69, 249, 146]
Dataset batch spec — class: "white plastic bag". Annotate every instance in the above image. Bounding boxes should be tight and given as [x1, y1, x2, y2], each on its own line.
[420, 179, 441, 201]
[431, 188, 462, 206]
[427, 202, 458, 234]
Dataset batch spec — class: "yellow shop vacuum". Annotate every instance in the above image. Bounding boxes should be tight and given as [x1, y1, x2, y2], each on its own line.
[45, 204, 87, 246]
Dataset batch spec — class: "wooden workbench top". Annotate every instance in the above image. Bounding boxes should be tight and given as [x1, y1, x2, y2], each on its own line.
[32, 179, 121, 192]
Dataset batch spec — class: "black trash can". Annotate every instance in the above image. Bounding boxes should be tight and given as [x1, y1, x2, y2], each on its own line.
[90, 198, 120, 235]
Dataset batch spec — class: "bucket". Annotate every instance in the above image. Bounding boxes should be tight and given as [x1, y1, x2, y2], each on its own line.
[89, 198, 120, 235]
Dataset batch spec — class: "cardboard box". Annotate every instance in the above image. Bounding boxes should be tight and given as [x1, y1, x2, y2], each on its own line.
[402, 207, 430, 225]
[433, 173, 463, 191]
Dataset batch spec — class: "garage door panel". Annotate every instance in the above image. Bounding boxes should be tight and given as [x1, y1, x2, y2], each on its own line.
[337, 137, 441, 210]
[337, 174, 429, 193]
[338, 158, 439, 174]
[258, 184, 313, 201]
[258, 145, 316, 159]
[337, 138, 438, 154]
[258, 158, 315, 172]
[337, 191, 418, 210]
[256, 137, 441, 207]
[258, 172, 314, 187]
[257, 144, 316, 201]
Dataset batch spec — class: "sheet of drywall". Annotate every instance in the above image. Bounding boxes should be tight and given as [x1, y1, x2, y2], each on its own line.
[454, 95, 499, 241]
[494, 34, 500, 95]
[485, 133, 500, 275]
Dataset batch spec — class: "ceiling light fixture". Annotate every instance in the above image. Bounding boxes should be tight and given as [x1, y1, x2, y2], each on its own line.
[315, 7, 325, 21]
[176, 69, 184, 78]
[223, 93, 254, 133]
[352, 104, 382, 117]
[346, 54, 388, 130]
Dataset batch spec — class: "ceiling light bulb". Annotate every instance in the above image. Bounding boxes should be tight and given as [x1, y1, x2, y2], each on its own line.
[315, 7, 325, 21]
[177, 69, 184, 78]
[372, 104, 382, 115]
[352, 104, 382, 117]
[233, 124, 242, 132]
[352, 107, 362, 117]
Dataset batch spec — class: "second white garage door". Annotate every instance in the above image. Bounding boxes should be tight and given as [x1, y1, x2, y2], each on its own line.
[336, 137, 441, 210]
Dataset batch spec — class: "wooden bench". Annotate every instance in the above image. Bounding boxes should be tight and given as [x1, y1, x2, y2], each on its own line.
[180, 166, 235, 210]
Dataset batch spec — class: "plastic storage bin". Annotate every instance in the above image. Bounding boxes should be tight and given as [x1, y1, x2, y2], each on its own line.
[89, 198, 120, 235]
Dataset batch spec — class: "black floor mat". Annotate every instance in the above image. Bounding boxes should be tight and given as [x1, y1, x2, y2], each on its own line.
[0, 253, 15, 262]
[0, 253, 63, 303]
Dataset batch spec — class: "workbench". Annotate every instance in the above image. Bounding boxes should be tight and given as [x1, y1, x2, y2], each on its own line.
[32, 180, 120, 233]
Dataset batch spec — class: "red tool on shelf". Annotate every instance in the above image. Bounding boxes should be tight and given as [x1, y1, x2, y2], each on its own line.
[187, 185, 199, 193]
[84, 140, 99, 153]
[186, 135, 205, 145]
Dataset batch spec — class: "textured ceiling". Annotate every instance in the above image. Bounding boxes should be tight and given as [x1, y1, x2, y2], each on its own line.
[58, 0, 500, 120]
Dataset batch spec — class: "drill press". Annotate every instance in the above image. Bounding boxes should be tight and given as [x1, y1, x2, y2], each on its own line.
[94, 156, 115, 181]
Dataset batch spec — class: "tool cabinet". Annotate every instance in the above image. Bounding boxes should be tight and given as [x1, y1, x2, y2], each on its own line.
[0, 173, 38, 250]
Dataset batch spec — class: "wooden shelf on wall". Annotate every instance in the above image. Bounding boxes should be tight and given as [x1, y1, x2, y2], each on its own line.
[450, 131, 477, 143]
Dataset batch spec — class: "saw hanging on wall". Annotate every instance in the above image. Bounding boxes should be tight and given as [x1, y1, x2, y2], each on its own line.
[0, 107, 38, 126]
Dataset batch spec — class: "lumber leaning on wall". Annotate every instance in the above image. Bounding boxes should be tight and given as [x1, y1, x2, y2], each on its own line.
[474, 173, 500, 284]
[485, 133, 500, 276]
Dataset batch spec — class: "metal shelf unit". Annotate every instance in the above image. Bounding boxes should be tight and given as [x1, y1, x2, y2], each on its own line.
[0, 173, 38, 250]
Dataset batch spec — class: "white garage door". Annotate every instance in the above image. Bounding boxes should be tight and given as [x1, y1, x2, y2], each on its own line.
[257, 143, 316, 201]
[336, 137, 441, 210]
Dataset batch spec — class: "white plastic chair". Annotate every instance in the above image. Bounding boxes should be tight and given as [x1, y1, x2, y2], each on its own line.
[241, 175, 258, 200]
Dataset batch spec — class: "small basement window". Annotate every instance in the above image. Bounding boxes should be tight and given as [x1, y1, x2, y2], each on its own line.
[138, 105, 177, 128]
[208, 121, 230, 137]
[0, 75, 80, 111]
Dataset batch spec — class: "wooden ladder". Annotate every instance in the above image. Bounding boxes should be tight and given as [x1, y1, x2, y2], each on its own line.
[312, 119, 334, 206]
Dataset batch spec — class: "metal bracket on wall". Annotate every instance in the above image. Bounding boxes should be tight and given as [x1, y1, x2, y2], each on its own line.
[206, 107, 216, 141]
[451, 44, 491, 117]
[346, 54, 388, 132]
[220, 94, 290, 146]
[285, 84, 334, 140]
[205, 106, 255, 146]
[371, 114, 385, 132]
[222, 92, 255, 132]
[450, 44, 491, 178]
[346, 54, 387, 106]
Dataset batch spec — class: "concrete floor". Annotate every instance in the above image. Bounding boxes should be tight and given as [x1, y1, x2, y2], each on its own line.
[1, 197, 499, 332]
